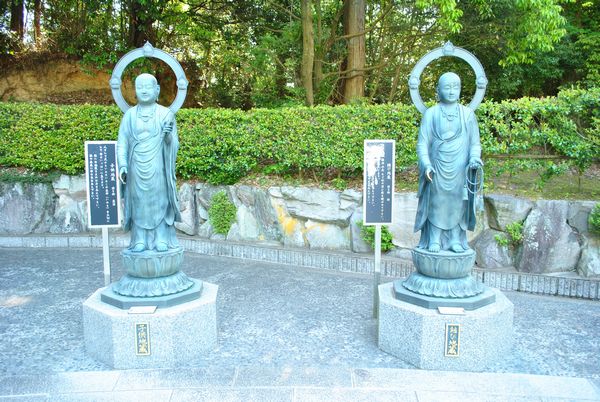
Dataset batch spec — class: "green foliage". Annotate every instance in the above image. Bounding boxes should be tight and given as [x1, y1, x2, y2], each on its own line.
[506, 221, 525, 245]
[589, 204, 600, 235]
[494, 233, 510, 248]
[331, 178, 348, 191]
[495, 220, 524, 247]
[208, 191, 237, 235]
[357, 222, 395, 252]
[0, 87, 598, 186]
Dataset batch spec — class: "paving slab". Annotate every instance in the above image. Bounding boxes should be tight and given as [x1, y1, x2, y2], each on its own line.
[234, 367, 352, 388]
[0, 247, 600, 401]
[170, 387, 293, 402]
[112, 367, 236, 390]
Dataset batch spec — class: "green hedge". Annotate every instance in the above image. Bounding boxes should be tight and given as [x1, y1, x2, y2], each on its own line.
[0, 87, 598, 184]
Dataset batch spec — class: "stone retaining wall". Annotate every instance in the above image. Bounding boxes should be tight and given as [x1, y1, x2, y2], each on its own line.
[0, 175, 598, 278]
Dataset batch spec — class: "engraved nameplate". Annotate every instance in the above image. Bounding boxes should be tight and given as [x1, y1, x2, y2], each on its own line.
[135, 323, 151, 356]
[445, 323, 460, 357]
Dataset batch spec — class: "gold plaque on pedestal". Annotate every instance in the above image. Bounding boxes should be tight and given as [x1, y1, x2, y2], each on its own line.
[135, 323, 151, 356]
[445, 323, 460, 357]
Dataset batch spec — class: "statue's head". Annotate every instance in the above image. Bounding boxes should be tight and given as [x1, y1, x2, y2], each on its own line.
[436, 72, 461, 104]
[135, 73, 160, 105]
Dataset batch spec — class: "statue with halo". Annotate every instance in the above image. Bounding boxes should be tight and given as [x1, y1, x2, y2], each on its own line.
[102, 42, 201, 306]
[395, 42, 494, 307]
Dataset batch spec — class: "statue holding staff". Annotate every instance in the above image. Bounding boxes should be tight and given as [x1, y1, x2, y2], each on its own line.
[414, 72, 483, 253]
[118, 73, 181, 252]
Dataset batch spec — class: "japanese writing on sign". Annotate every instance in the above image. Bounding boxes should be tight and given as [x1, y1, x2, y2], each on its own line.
[85, 141, 120, 228]
[363, 140, 395, 225]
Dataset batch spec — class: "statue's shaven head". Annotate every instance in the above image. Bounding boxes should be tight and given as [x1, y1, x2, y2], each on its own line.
[135, 73, 158, 86]
[437, 72, 461, 104]
[437, 72, 461, 88]
[135, 73, 160, 104]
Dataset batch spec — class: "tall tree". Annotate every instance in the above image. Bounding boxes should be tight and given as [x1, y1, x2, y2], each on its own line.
[9, 0, 24, 41]
[301, 0, 315, 105]
[128, 0, 156, 47]
[342, 0, 365, 103]
[33, 0, 42, 46]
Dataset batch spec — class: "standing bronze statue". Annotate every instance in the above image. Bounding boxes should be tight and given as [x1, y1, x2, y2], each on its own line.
[414, 72, 483, 253]
[118, 73, 181, 253]
[102, 43, 201, 306]
[395, 42, 494, 306]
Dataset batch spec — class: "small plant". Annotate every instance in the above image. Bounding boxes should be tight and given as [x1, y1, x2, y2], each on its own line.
[494, 233, 510, 247]
[331, 177, 347, 191]
[506, 221, 524, 244]
[589, 203, 600, 235]
[494, 220, 524, 247]
[357, 222, 394, 252]
[208, 191, 237, 235]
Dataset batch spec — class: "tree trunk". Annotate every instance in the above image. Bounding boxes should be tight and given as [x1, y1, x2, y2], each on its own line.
[301, 0, 315, 106]
[129, 0, 155, 48]
[33, 0, 42, 46]
[342, 0, 366, 104]
[10, 0, 25, 41]
[313, 0, 324, 92]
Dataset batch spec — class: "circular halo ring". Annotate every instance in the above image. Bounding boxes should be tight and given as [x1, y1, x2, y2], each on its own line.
[408, 41, 488, 114]
[109, 42, 188, 114]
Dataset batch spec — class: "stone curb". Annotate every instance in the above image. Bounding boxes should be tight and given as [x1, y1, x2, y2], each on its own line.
[0, 367, 598, 401]
[1, 235, 599, 300]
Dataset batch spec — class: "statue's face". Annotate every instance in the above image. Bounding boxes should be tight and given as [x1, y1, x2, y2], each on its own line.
[437, 74, 461, 104]
[135, 75, 159, 104]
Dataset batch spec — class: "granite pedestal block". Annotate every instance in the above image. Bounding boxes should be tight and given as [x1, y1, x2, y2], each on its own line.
[378, 282, 513, 371]
[83, 282, 218, 369]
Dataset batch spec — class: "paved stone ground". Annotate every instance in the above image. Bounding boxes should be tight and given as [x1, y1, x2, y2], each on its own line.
[0, 247, 599, 401]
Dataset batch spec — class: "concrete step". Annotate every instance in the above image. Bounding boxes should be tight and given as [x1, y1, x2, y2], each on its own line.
[1, 367, 598, 401]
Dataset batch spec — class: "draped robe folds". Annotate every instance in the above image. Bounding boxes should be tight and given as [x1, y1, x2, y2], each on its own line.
[117, 105, 181, 234]
[414, 104, 481, 249]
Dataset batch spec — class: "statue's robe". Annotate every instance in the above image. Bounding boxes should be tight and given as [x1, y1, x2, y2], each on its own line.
[414, 103, 481, 249]
[117, 104, 181, 234]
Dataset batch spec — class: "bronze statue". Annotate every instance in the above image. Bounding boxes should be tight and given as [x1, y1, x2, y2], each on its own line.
[414, 72, 483, 253]
[117, 73, 181, 253]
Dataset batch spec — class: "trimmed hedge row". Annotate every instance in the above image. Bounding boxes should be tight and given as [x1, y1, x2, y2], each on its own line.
[0, 87, 598, 184]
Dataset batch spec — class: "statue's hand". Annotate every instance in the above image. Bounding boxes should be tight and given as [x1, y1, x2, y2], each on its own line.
[425, 166, 435, 182]
[119, 167, 127, 184]
[469, 158, 483, 170]
[163, 120, 174, 144]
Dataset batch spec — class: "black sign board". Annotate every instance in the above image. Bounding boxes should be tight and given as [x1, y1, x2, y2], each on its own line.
[85, 141, 121, 228]
[363, 140, 395, 225]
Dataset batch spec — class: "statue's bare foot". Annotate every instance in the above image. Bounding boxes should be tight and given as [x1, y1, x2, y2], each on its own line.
[131, 243, 145, 252]
[450, 243, 464, 253]
[156, 242, 168, 252]
[428, 243, 441, 253]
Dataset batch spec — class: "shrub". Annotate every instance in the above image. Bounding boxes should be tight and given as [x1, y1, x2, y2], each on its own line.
[495, 220, 525, 247]
[0, 87, 598, 185]
[208, 191, 237, 235]
[357, 222, 394, 252]
[589, 204, 600, 235]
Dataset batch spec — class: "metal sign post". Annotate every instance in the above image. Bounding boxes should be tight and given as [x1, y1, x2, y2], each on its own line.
[363, 140, 396, 318]
[85, 141, 121, 286]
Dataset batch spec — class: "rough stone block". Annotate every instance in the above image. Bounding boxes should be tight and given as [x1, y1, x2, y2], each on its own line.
[378, 283, 513, 371]
[83, 282, 218, 369]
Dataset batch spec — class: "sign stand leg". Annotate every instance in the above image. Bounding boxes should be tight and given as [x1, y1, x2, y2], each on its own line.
[102, 227, 111, 286]
[373, 224, 382, 318]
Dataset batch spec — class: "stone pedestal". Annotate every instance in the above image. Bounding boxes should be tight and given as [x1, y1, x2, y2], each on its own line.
[378, 282, 513, 371]
[83, 282, 218, 369]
